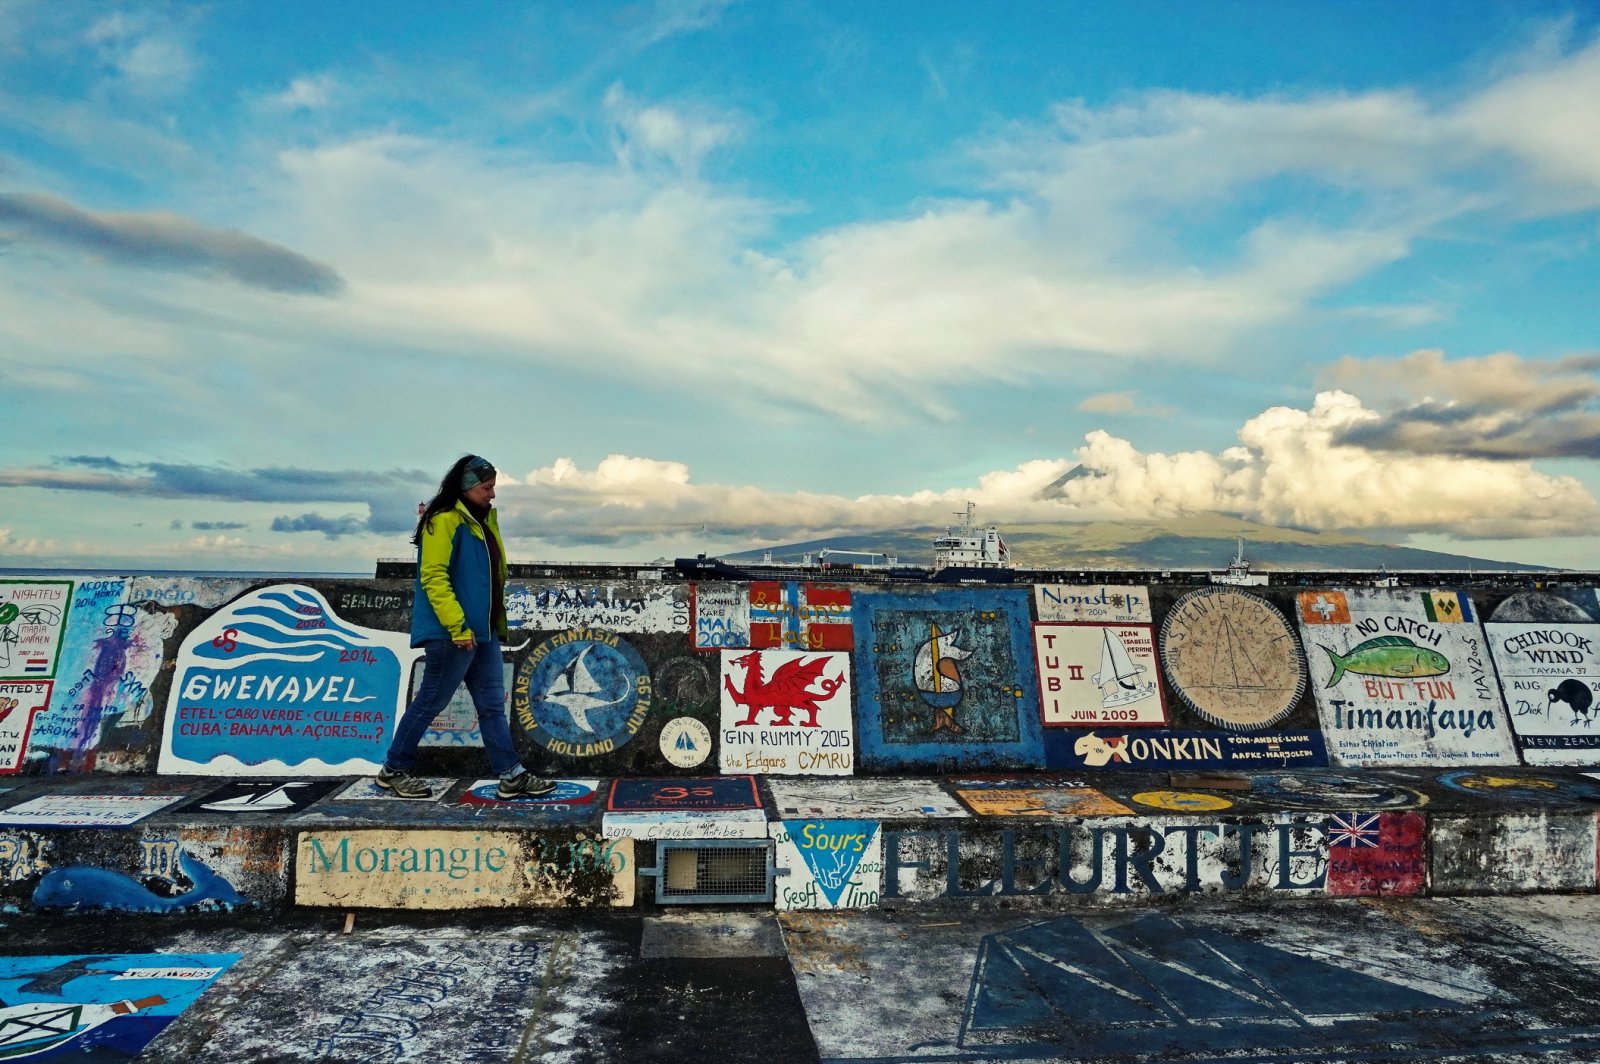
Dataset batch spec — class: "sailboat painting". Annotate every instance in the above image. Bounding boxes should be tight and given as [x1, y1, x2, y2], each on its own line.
[512, 629, 653, 761]
[0, 953, 236, 1060]
[1034, 623, 1169, 727]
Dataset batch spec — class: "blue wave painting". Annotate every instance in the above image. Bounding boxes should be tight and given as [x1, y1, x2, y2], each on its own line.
[168, 586, 405, 769]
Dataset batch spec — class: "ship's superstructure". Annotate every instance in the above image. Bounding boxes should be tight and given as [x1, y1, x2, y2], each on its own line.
[1210, 536, 1268, 586]
[932, 503, 1010, 572]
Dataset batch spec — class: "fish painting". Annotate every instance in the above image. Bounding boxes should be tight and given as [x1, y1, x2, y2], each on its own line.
[1320, 636, 1450, 688]
[32, 850, 247, 913]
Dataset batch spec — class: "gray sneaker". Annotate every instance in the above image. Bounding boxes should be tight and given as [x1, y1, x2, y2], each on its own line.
[375, 767, 432, 799]
[497, 772, 557, 800]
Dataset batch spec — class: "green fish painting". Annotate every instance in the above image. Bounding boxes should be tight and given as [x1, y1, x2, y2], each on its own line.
[1320, 635, 1450, 688]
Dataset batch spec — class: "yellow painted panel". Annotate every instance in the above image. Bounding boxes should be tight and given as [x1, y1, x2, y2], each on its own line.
[294, 829, 633, 909]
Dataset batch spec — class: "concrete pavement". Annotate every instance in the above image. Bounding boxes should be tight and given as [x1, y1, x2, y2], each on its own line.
[7, 896, 1600, 1062]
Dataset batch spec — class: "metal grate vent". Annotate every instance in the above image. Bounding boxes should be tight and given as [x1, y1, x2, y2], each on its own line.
[645, 840, 776, 904]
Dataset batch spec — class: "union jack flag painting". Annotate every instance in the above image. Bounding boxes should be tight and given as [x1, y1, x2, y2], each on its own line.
[1327, 812, 1381, 847]
[1325, 811, 1426, 897]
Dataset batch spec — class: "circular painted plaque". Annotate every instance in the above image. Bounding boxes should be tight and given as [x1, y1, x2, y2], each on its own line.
[512, 629, 651, 758]
[1131, 790, 1233, 812]
[1159, 588, 1306, 730]
[659, 716, 712, 768]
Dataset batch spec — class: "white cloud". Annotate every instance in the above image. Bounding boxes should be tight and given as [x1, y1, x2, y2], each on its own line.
[267, 74, 337, 111]
[603, 83, 739, 176]
[482, 389, 1598, 547]
[1078, 392, 1136, 413]
[1456, 35, 1600, 206]
[0, 528, 51, 556]
[85, 10, 196, 95]
[1060, 390, 1598, 538]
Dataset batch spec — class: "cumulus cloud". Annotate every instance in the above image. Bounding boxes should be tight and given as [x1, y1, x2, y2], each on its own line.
[1320, 350, 1600, 459]
[0, 192, 345, 295]
[0, 527, 51, 556]
[1057, 391, 1598, 538]
[1, 384, 1595, 551]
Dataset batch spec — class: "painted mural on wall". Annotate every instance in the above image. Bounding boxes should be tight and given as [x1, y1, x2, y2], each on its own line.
[1032, 584, 1152, 624]
[0, 580, 71, 680]
[192, 779, 340, 815]
[1033, 623, 1167, 727]
[0, 681, 51, 774]
[1324, 811, 1425, 896]
[295, 828, 633, 908]
[692, 583, 749, 648]
[28, 579, 176, 774]
[1486, 622, 1600, 766]
[1430, 812, 1598, 894]
[1045, 728, 1327, 771]
[772, 819, 883, 910]
[160, 585, 414, 776]
[1159, 588, 1306, 730]
[719, 649, 853, 775]
[512, 628, 652, 760]
[0, 794, 187, 828]
[1489, 590, 1594, 623]
[506, 582, 689, 634]
[693, 581, 852, 650]
[768, 778, 969, 819]
[0, 822, 287, 914]
[853, 589, 1044, 772]
[412, 659, 515, 748]
[601, 775, 769, 837]
[954, 783, 1134, 817]
[1299, 589, 1516, 767]
[1249, 770, 1430, 810]
[0, 953, 237, 1058]
[882, 816, 1328, 900]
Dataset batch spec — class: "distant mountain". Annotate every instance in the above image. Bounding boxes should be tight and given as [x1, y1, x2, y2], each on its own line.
[725, 514, 1549, 572]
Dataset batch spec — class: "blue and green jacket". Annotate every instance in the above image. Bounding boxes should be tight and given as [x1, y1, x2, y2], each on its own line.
[410, 502, 509, 647]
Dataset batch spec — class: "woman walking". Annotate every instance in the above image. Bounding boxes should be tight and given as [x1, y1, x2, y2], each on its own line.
[377, 454, 555, 799]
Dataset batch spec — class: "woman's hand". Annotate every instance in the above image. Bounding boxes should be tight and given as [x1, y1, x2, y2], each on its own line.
[454, 632, 477, 650]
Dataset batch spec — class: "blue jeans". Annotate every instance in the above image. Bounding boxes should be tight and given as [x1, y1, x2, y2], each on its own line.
[385, 637, 523, 778]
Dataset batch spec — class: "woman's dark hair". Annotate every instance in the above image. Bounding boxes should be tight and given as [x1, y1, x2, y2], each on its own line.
[413, 454, 495, 546]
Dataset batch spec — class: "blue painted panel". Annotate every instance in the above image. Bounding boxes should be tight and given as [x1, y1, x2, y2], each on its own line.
[607, 776, 760, 811]
[1044, 728, 1328, 770]
[853, 589, 1043, 772]
[961, 912, 1530, 1059]
[0, 952, 237, 1058]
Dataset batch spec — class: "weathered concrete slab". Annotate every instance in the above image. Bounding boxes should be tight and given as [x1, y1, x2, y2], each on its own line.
[1430, 811, 1598, 894]
[639, 911, 785, 958]
[144, 920, 629, 1063]
[783, 897, 1600, 1062]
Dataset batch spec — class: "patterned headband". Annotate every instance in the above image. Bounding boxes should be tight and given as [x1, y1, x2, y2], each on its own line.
[460, 457, 496, 491]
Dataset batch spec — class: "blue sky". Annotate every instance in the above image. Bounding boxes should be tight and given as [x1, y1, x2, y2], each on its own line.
[2, 0, 1599, 572]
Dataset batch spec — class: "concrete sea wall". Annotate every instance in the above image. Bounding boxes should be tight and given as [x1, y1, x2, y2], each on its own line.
[2, 574, 1599, 914]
